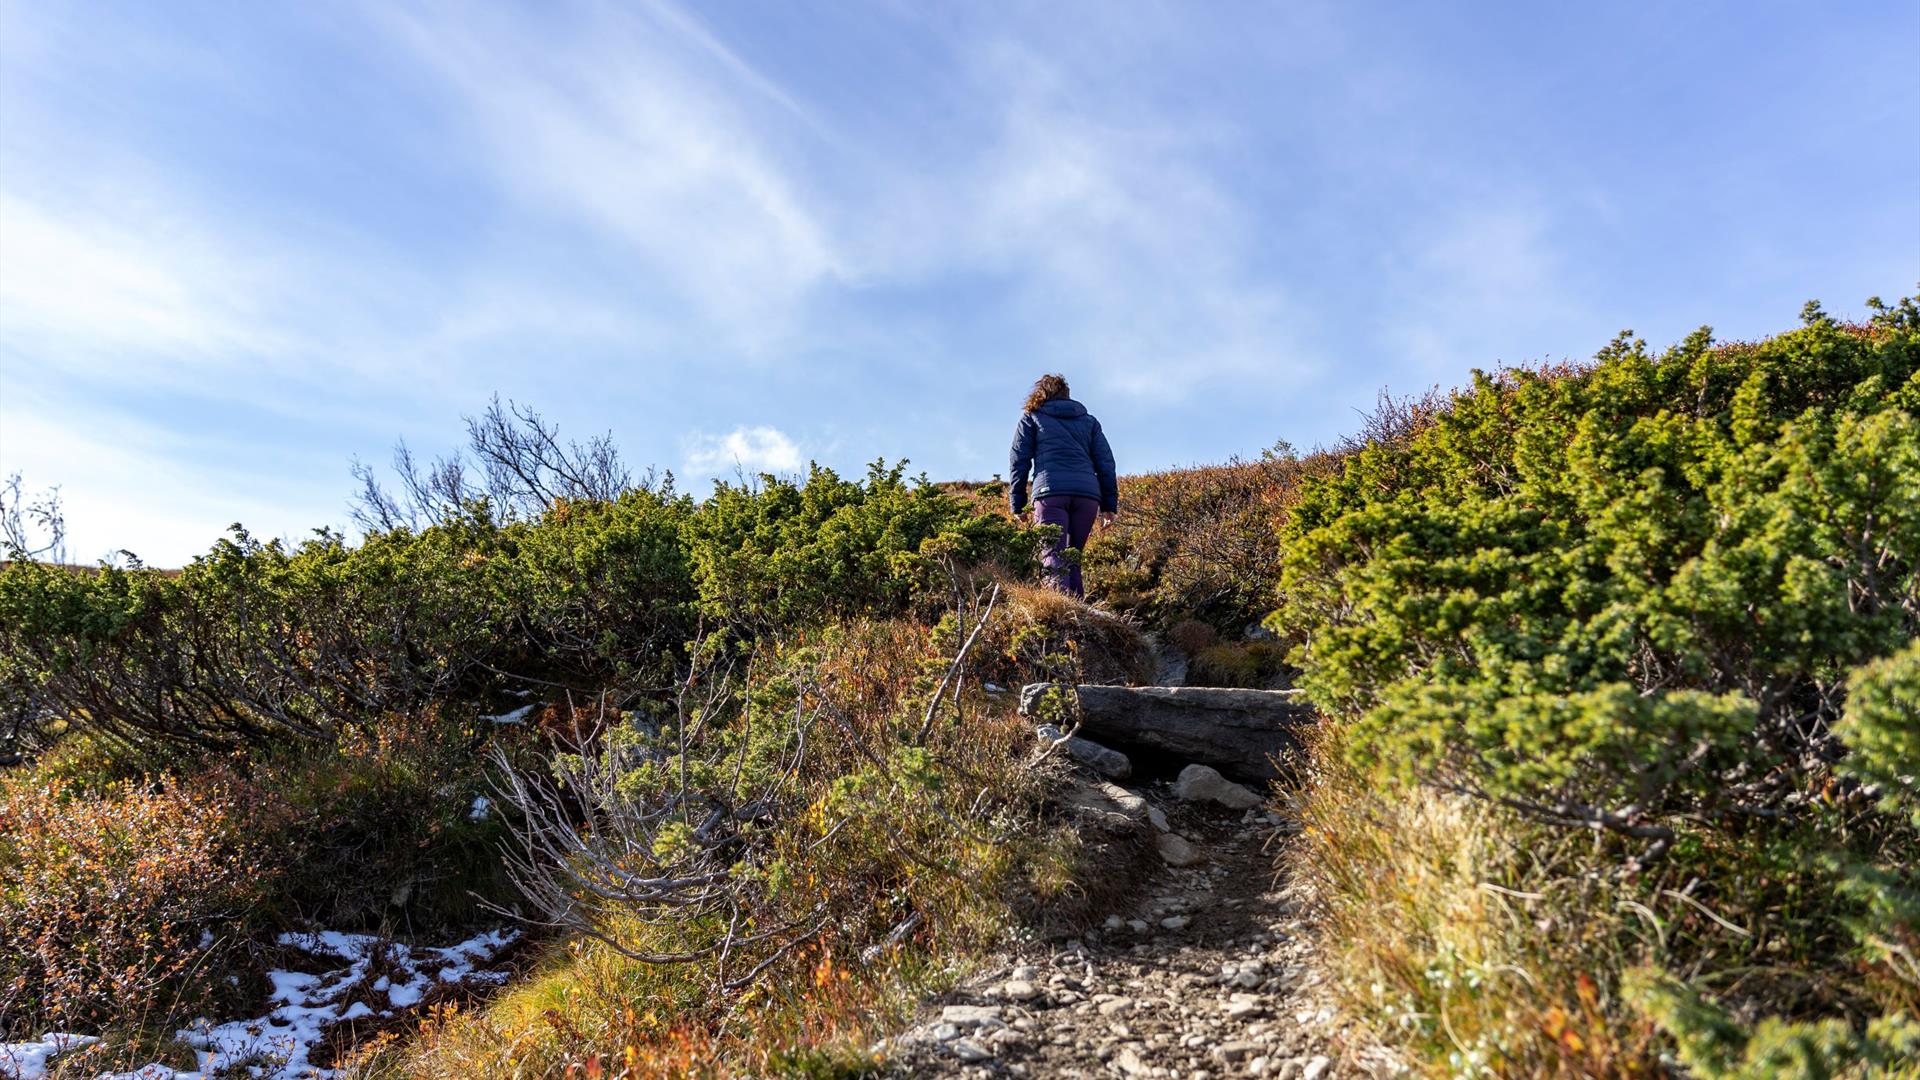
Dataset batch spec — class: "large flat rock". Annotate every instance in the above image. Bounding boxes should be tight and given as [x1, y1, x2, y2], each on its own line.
[1020, 683, 1312, 781]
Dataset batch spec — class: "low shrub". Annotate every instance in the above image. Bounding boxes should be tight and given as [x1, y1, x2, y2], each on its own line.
[1276, 298, 1920, 1074]
[0, 712, 524, 1049]
[260, 712, 517, 933]
[0, 768, 279, 1032]
[686, 461, 1032, 631]
[1081, 451, 1328, 632]
[1, 460, 1031, 756]
[367, 617, 1071, 1076]
[1187, 641, 1289, 689]
[1167, 618, 1218, 656]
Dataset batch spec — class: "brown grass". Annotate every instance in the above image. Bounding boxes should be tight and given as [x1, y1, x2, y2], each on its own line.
[1291, 729, 1664, 1077]
[972, 581, 1155, 688]
[352, 615, 1089, 1078]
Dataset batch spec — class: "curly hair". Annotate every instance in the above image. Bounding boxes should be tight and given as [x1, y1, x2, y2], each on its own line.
[1024, 373, 1071, 413]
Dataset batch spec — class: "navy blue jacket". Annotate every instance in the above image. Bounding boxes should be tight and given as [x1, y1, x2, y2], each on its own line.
[1009, 398, 1118, 514]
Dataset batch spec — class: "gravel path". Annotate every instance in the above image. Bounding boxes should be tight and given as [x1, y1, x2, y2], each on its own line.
[887, 795, 1381, 1079]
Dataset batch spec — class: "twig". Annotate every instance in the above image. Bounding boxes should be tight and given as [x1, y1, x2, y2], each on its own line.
[919, 583, 1000, 741]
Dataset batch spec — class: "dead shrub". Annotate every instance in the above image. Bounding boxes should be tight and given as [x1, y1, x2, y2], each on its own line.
[1167, 619, 1218, 656]
[381, 613, 1063, 1076]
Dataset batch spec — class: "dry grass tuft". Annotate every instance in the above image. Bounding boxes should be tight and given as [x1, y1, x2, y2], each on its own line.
[974, 582, 1155, 688]
[1292, 729, 1662, 1077]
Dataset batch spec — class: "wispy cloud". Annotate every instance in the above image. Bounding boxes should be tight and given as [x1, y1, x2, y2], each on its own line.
[935, 44, 1320, 400]
[682, 425, 804, 478]
[0, 190, 282, 372]
[371, 1, 843, 346]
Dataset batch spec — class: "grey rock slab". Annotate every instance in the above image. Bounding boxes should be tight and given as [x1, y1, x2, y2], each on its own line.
[1212, 1041, 1262, 1064]
[950, 1038, 994, 1062]
[1019, 684, 1311, 781]
[1057, 778, 1151, 828]
[1104, 783, 1149, 816]
[1035, 723, 1134, 779]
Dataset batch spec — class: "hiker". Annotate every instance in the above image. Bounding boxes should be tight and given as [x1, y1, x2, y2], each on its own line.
[1008, 374, 1117, 598]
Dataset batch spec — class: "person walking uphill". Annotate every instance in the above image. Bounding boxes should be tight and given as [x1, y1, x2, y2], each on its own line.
[1009, 374, 1117, 598]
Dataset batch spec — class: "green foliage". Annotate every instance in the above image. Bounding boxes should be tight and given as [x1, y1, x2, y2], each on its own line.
[685, 461, 1030, 629]
[2, 464, 1024, 752]
[1839, 639, 1920, 828]
[0, 491, 693, 748]
[1275, 310, 1919, 825]
[1628, 968, 1920, 1079]
[1275, 300, 1920, 1073]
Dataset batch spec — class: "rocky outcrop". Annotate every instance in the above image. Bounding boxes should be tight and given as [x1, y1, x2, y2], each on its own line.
[1020, 684, 1312, 781]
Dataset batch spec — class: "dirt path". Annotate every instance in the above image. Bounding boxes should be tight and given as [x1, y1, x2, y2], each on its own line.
[886, 794, 1374, 1079]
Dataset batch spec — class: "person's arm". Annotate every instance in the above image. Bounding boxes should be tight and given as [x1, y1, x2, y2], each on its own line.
[1091, 420, 1118, 517]
[1008, 414, 1038, 515]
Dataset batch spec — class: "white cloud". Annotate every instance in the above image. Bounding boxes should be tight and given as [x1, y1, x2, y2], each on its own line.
[681, 425, 804, 477]
[867, 43, 1322, 401]
[371, 1, 842, 345]
[0, 191, 283, 369]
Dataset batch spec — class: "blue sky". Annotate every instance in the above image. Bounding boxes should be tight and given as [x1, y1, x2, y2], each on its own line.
[2, 1, 1916, 565]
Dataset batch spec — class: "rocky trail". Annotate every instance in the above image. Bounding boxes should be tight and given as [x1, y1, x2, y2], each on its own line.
[886, 682, 1389, 1079]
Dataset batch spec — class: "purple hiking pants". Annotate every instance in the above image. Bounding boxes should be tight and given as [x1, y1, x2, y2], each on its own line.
[1035, 494, 1100, 598]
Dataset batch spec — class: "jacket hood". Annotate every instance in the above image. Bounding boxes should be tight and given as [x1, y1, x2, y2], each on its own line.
[1035, 398, 1087, 419]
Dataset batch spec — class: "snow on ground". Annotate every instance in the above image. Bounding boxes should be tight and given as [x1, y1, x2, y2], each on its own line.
[3, 929, 518, 1080]
[0, 1034, 98, 1080]
[485, 704, 536, 724]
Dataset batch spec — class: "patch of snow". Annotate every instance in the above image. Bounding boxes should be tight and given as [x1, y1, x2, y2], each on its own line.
[468, 796, 491, 821]
[1, 1033, 99, 1079]
[484, 704, 536, 724]
[96, 928, 519, 1080]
